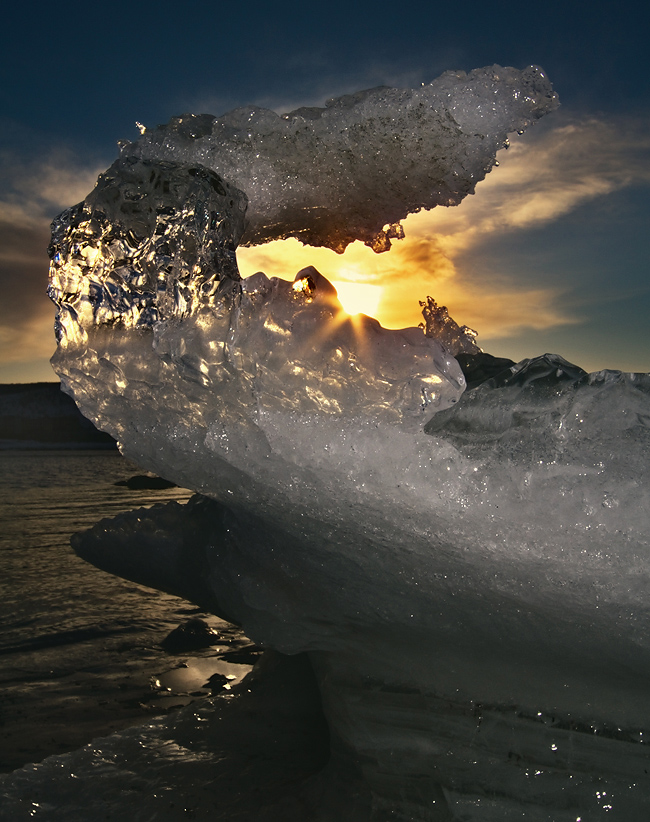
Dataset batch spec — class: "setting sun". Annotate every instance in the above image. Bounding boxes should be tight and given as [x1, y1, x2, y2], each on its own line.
[331, 281, 383, 318]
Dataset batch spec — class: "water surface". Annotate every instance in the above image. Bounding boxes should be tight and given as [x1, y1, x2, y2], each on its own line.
[0, 451, 250, 772]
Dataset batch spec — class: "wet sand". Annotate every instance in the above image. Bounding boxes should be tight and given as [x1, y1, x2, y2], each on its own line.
[0, 651, 334, 822]
[0, 613, 259, 773]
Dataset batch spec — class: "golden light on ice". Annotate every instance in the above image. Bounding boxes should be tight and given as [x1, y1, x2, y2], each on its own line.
[331, 281, 383, 317]
[237, 190, 577, 338]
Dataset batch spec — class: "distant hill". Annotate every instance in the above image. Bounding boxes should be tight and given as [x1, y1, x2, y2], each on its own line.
[0, 383, 117, 449]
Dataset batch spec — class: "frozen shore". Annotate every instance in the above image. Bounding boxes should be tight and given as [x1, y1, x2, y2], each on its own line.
[1, 651, 332, 822]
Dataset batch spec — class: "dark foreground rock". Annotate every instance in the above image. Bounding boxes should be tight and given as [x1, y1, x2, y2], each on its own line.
[161, 618, 223, 653]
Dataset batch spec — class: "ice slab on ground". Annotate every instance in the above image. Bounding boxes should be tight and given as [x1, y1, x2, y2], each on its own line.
[3, 651, 650, 821]
[0, 652, 333, 822]
[121, 65, 558, 252]
[49, 275, 650, 817]
[62, 359, 650, 819]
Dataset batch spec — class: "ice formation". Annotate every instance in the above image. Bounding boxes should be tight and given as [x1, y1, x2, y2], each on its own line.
[121, 65, 558, 252]
[40, 66, 650, 819]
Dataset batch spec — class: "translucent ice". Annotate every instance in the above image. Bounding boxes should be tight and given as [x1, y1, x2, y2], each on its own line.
[43, 66, 650, 818]
[420, 295, 481, 355]
[48, 158, 247, 344]
[122, 65, 558, 252]
[53, 342, 650, 818]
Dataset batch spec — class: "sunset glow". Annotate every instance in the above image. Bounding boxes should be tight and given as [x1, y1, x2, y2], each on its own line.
[330, 281, 383, 318]
[2, 114, 648, 385]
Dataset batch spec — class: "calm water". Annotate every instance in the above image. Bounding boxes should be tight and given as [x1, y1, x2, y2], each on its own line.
[0, 451, 251, 772]
[0, 450, 194, 647]
[0, 451, 328, 821]
[2, 455, 649, 819]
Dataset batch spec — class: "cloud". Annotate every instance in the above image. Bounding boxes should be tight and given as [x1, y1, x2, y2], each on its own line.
[0, 151, 103, 382]
[2, 111, 649, 380]
[407, 114, 650, 254]
[237, 232, 576, 338]
[0, 299, 55, 364]
[0, 150, 102, 221]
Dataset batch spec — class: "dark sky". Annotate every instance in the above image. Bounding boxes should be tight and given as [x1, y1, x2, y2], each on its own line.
[1, 0, 648, 380]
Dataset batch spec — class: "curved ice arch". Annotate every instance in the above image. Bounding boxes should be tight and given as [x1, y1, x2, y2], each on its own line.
[122, 65, 558, 252]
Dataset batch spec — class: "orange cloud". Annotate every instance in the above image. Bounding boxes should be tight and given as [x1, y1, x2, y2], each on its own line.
[238, 232, 577, 339]
[408, 116, 650, 254]
[9, 153, 104, 213]
[2, 115, 648, 382]
[0, 152, 104, 382]
[0, 305, 55, 365]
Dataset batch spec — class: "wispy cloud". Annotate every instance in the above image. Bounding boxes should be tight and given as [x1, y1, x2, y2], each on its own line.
[0, 151, 102, 222]
[2, 111, 649, 381]
[0, 304, 56, 364]
[409, 114, 650, 253]
[238, 232, 576, 337]
[0, 151, 102, 382]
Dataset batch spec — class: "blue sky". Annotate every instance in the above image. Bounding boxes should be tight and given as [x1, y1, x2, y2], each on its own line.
[1, 0, 648, 380]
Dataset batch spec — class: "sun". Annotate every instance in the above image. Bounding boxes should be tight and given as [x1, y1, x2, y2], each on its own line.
[330, 281, 383, 318]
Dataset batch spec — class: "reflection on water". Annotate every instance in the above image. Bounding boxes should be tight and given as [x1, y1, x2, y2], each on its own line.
[0, 450, 193, 645]
[0, 652, 330, 822]
[3, 452, 649, 820]
[0, 451, 253, 772]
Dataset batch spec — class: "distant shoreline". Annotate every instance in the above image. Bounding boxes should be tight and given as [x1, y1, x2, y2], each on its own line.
[0, 382, 117, 450]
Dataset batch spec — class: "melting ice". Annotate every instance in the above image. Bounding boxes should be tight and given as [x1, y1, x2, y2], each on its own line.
[7, 66, 650, 819]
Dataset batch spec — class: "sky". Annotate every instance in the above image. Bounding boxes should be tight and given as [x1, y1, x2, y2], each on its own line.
[0, 0, 648, 382]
